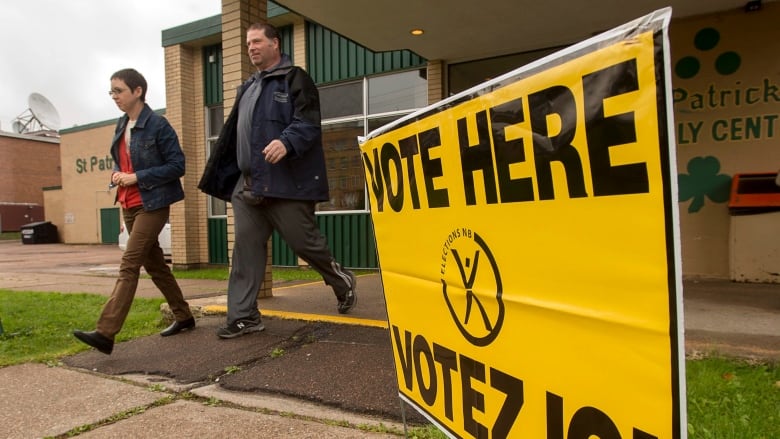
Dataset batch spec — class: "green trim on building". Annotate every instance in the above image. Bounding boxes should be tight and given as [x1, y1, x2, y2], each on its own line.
[58, 118, 116, 134]
[306, 22, 426, 84]
[60, 109, 165, 134]
[268, 1, 290, 16]
[273, 212, 378, 269]
[161, 1, 290, 48]
[279, 25, 294, 64]
[162, 15, 222, 48]
[207, 217, 229, 264]
[203, 44, 223, 106]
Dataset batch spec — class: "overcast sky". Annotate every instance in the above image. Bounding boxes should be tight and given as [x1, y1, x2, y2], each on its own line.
[0, 0, 222, 132]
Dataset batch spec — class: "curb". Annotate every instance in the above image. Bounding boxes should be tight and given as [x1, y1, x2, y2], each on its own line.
[160, 303, 388, 329]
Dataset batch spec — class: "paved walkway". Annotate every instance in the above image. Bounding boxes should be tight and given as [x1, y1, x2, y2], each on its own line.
[0, 241, 778, 438]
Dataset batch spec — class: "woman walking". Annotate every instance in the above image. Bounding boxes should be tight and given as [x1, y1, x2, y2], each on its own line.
[73, 68, 194, 355]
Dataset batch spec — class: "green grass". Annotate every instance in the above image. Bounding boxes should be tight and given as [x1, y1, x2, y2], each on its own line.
[0, 288, 776, 438]
[171, 266, 231, 280]
[0, 232, 21, 241]
[686, 357, 779, 438]
[171, 266, 376, 282]
[0, 290, 164, 366]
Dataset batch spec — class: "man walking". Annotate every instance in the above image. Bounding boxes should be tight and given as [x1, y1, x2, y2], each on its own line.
[199, 23, 356, 339]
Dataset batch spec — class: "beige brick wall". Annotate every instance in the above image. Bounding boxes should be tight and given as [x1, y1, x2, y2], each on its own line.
[427, 60, 444, 104]
[221, 0, 273, 297]
[221, 0, 266, 107]
[292, 17, 306, 69]
[42, 187, 64, 239]
[58, 123, 118, 244]
[165, 44, 210, 269]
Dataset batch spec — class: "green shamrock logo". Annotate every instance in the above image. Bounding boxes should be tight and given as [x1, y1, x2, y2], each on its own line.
[678, 156, 732, 213]
[675, 27, 741, 79]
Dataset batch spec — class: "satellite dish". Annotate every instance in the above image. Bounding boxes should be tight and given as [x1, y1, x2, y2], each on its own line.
[28, 93, 60, 131]
[12, 120, 25, 133]
[10, 92, 61, 136]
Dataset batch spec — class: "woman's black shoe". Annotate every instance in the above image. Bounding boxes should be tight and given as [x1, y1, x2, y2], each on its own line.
[73, 330, 114, 355]
[160, 317, 196, 337]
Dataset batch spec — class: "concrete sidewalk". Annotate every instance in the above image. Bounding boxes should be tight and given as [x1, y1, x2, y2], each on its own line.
[1, 241, 778, 438]
[0, 243, 420, 438]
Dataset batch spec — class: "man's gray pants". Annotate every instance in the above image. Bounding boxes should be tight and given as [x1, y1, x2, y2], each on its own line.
[226, 182, 352, 324]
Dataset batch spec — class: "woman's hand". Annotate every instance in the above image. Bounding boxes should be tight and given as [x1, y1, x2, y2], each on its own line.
[112, 172, 138, 187]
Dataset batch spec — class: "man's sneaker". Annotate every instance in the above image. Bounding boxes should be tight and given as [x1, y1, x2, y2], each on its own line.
[216, 319, 265, 339]
[337, 270, 357, 314]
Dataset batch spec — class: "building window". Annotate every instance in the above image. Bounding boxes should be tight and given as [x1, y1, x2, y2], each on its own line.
[318, 119, 365, 211]
[206, 105, 226, 217]
[320, 81, 363, 119]
[368, 69, 427, 114]
[448, 48, 560, 95]
[318, 68, 427, 213]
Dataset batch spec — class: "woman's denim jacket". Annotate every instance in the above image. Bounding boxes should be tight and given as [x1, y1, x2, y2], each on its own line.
[110, 104, 185, 211]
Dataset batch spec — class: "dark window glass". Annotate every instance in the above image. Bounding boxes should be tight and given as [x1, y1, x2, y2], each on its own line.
[367, 114, 406, 133]
[448, 48, 560, 95]
[207, 105, 227, 217]
[368, 69, 427, 114]
[320, 81, 362, 119]
[208, 106, 224, 136]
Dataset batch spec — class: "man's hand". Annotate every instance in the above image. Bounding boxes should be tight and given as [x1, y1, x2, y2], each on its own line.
[262, 139, 288, 164]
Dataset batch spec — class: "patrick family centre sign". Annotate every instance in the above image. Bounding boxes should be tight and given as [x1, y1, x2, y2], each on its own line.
[359, 8, 685, 439]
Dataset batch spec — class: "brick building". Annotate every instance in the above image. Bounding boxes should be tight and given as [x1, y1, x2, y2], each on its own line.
[0, 131, 61, 231]
[43, 1, 780, 282]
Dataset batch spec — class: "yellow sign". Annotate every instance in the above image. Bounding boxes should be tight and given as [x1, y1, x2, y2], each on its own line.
[360, 9, 683, 439]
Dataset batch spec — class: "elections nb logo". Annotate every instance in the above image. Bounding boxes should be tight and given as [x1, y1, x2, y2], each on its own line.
[441, 228, 504, 346]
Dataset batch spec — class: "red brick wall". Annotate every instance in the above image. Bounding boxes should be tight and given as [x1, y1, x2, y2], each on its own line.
[0, 133, 62, 205]
[0, 204, 45, 231]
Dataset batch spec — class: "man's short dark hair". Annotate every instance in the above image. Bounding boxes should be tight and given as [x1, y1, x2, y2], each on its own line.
[248, 22, 281, 52]
[110, 68, 148, 102]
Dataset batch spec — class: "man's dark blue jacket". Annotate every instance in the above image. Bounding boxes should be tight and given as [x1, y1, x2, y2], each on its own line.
[199, 55, 329, 203]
